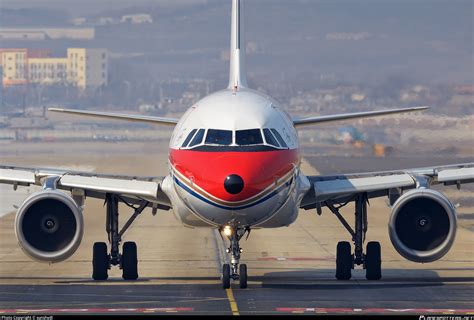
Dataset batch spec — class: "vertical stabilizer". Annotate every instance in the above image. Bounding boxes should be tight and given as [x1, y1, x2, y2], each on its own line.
[228, 0, 248, 89]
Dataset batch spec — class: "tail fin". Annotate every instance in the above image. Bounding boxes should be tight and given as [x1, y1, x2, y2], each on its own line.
[228, 0, 248, 89]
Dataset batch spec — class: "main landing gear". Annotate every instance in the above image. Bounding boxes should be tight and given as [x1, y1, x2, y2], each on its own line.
[326, 193, 382, 280]
[92, 193, 149, 281]
[220, 226, 249, 289]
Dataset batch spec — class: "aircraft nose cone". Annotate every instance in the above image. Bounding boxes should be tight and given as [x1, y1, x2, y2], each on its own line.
[224, 174, 244, 195]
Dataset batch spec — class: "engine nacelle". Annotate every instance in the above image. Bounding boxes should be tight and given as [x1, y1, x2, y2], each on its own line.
[14, 190, 84, 263]
[389, 188, 457, 263]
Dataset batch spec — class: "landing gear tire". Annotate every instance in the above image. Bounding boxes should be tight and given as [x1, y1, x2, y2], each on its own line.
[122, 241, 138, 280]
[239, 264, 248, 289]
[222, 264, 231, 289]
[365, 241, 382, 280]
[336, 241, 352, 280]
[92, 242, 109, 280]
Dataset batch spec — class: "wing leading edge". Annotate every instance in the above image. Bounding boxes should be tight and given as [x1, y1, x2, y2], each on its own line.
[48, 108, 179, 126]
[293, 106, 428, 127]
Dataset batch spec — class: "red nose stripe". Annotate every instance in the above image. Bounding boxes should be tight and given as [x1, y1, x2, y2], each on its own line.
[169, 149, 299, 202]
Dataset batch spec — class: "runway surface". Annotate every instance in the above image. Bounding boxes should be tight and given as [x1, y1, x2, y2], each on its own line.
[0, 144, 473, 315]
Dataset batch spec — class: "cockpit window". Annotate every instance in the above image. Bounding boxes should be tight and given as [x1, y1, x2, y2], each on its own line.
[236, 129, 263, 146]
[205, 129, 233, 146]
[188, 128, 205, 147]
[181, 129, 197, 148]
[263, 129, 280, 148]
[270, 129, 288, 148]
[181, 127, 289, 150]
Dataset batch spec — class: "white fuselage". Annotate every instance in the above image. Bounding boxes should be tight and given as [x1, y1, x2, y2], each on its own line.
[161, 88, 311, 228]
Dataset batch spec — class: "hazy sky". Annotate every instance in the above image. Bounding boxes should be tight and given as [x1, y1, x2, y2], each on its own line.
[1, 0, 206, 14]
[1, 0, 472, 85]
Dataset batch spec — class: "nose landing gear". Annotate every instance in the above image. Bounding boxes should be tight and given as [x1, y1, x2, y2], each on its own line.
[220, 226, 249, 289]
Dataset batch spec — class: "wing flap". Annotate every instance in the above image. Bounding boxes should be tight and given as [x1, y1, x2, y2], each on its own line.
[0, 165, 171, 206]
[302, 163, 474, 209]
[313, 173, 415, 202]
[437, 167, 474, 183]
[0, 168, 36, 185]
[59, 175, 160, 201]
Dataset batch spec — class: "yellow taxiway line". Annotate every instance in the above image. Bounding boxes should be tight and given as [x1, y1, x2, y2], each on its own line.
[225, 288, 240, 316]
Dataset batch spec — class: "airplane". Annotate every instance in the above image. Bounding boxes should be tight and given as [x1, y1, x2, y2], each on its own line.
[1, 0, 473, 289]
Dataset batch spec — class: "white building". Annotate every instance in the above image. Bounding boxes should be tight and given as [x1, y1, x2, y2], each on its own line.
[0, 48, 107, 89]
[121, 14, 153, 24]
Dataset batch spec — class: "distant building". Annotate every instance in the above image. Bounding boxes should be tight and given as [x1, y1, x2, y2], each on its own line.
[351, 93, 366, 102]
[121, 14, 153, 24]
[454, 85, 474, 95]
[0, 28, 95, 40]
[67, 48, 108, 88]
[29, 57, 68, 85]
[0, 48, 29, 86]
[0, 48, 107, 89]
[97, 17, 115, 26]
[326, 32, 372, 41]
[71, 18, 87, 26]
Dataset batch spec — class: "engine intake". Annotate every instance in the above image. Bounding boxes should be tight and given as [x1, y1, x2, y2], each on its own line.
[389, 188, 457, 263]
[15, 190, 84, 263]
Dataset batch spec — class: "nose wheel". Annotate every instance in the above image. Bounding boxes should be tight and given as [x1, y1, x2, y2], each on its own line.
[221, 226, 249, 289]
[239, 264, 248, 288]
[222, 263, 248, 289]
[222, 264, 231, 289]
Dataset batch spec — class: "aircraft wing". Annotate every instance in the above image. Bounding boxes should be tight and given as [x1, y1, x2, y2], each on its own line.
[0, 165, 172, 209]
[300, 163, 474, 209]
[48, 108, 179, 126]
[293, 106, 428, 127]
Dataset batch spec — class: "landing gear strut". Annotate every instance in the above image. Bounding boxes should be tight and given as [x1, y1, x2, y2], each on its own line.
[221, 226, 249, 289]
[326, 193, 382, 280]
[92, 193, 149, 281]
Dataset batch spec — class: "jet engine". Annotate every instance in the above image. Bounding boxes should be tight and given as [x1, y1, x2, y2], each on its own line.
[14, 190, 84, 263]
[389, 188, 457, 263]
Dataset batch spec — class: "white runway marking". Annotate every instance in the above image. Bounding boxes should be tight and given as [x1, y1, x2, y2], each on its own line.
[276, 307, 474, 315]
[0, 307, 194, 314]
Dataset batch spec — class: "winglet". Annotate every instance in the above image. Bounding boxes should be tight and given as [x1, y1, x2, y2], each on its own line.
[228, 0, 248, 90]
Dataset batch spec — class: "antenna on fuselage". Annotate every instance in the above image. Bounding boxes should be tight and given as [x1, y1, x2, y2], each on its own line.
[228, 0, 248, 90]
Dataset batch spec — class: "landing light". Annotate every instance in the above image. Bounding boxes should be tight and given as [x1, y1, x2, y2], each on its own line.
[223, 226, 233, 236]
